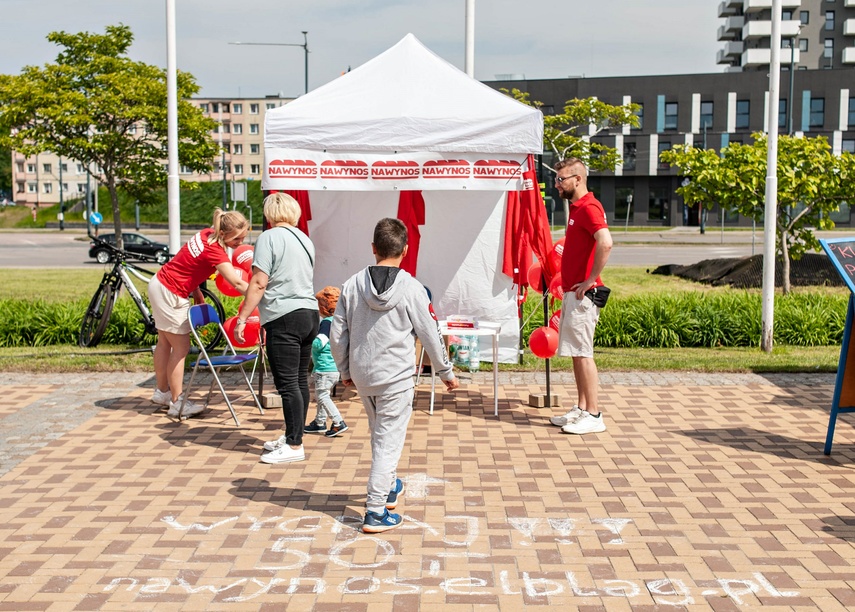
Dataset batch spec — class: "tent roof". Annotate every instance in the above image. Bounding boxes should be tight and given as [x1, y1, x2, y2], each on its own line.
[264, 34, 543, 154]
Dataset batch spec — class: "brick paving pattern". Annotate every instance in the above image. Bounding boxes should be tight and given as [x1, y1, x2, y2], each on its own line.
[0, 370, 853, 609]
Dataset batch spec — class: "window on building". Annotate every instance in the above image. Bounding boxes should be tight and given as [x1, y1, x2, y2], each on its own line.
[179, 165, 192, 174]
[128, 124, 137, 134]
[16, 163, 23, 173]
[658, 141, 671, 170]
[26, 163, 35, 173]
[43, 183, 52, 194]
[782, 10, 792, 21]
[17, 183, 24, 193]
[825, 11, 834, 31]
[842, 139, 855, 154]
[222, 144, 230, 154]
[736, 100, 750, 129]
[779, 99, 787, 128]
[849, 97, 855, 126]
[27, 183, 37, 193]
[234, 164, 243, 175]
[648, 186, 670, 221]
[76, 163, 84, 174]
[824, 39, 833, 59]
[42, 163, 51, 174]
[62, 183, 68, 193]
[250, 143, 260, 154]
[233, 103, 242, 114]
[664, 102, 678, 130]
[60, 163, 68, 173]
[250, 124, 259, 134]
[222, 103, 230, 113]
[212, 102, 219, 113]
[221, 123, 230, 134]
[233, 123, 242, 134]
[622, 142, 636, 171]
[266, 102, 276, 110]
[634, 103, 643, 130]
[233, 144, 243, 155]
[800, 10, 809, 25]
[700, 101, 713, 129]
[77, 183, 86, 194]
[199, 103, 209, 112]
[810, 97, 825, 128]
[799, 38, 808, 52]
[250, 164, 260, 174]
[250, 103, 259, 114]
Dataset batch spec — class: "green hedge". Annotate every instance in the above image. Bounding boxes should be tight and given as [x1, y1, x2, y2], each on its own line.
[0, 292, 848, 349]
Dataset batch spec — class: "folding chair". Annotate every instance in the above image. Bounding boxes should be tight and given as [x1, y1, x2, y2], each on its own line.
[177, 304, 264, 426]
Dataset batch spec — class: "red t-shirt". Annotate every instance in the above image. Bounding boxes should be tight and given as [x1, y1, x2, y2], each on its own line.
[156, 228, 230, 298]
[561, 192, 608, 291]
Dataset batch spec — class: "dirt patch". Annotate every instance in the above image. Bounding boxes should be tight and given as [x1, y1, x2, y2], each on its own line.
[651, 253, 844, 288]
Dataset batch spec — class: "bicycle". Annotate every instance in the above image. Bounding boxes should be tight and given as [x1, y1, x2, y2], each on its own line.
[79, 233, 225, 352]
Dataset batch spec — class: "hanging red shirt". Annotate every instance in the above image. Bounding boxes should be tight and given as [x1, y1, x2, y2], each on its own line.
[156, 228, 230, 298]
[561, 192, 608, 291]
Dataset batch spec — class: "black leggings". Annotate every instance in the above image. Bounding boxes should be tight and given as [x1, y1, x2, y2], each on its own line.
[264, 309, 319, 446]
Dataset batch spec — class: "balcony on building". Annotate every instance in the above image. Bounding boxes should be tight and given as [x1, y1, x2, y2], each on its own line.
[844, 19, 855, 36]
[718, 15, 746, 41]
[742, 19, 801, 40]
[717, 0, 742, 18]
[846, 0, 855, 8]
[743, 0, 802, 12]
[844, 46, 855, 64]
[741, 47, 798, 68]
[717, 41, 745, 65]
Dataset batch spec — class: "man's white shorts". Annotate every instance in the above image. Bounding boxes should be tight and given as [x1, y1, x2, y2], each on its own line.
[148, 275, 191, 335]
[557, 292, 601, 358]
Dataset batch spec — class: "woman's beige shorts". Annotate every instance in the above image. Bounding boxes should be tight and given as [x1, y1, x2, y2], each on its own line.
[147, 275, 191, 335]
[557, 292, 601, 358]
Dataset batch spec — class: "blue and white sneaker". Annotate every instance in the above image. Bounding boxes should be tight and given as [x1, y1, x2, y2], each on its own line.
[386, 478, 404, 510]
[362, 508, 403, 533]
[304, 422, 326, 434]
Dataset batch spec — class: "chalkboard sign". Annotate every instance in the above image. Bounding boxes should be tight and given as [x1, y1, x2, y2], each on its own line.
[820, 238, 855, 294]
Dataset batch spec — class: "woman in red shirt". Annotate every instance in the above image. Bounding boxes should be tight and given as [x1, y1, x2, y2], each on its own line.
[147, 208, 250, 419]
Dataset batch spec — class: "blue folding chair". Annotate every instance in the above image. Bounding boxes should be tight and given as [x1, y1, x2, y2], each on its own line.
[176, 304, 264, 426]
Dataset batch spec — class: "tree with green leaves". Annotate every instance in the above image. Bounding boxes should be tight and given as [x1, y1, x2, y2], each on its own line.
[502, 88, 640, 172]
[0, 24, 219, 248]
[661, 133, 855, 294]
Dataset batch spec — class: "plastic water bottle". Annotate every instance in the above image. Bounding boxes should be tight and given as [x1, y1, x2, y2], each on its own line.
[468, 336, 480, 372]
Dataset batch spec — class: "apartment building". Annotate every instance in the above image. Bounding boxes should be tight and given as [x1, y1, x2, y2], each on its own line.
[9, 94, 292, 208]
[717, 0, 855, 71]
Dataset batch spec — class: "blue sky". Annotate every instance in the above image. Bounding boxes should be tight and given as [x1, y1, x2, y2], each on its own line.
[0, 0, 723, 98]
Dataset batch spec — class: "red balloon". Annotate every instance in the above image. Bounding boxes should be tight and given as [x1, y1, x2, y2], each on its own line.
[548, 238, 565, 277]
[529, 326, 559, 359]
[223, 315, 261, 349]
[231, 245, 254, 273]
[548, 273, 564, 300]
[237, 300, 260, 320]
[526, 261, 545, 293]
[549, 309, 562, 332]
[215, 267, 249, 297]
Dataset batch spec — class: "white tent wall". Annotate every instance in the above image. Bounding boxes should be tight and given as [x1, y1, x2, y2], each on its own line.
[306, 190, 519, 363]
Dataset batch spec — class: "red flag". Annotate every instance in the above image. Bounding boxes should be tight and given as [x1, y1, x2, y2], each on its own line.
[397, 190, 425, 277]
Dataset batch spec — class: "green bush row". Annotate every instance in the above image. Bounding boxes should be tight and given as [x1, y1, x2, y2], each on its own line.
[0, 292, 848, 349]
[521, 291, 849, 348]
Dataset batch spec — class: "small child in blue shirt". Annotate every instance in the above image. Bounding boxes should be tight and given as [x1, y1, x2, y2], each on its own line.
[305, 286, 348, 437]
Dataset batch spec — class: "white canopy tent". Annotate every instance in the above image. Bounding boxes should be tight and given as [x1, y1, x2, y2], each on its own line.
[263, 34, 543, 362]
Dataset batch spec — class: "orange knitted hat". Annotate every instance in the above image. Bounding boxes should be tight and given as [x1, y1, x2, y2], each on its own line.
[316, 286, 340, 318]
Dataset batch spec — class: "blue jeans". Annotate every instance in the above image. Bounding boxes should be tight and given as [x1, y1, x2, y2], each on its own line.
[312, 371, 342, 425]
[264, 309, 319, 447]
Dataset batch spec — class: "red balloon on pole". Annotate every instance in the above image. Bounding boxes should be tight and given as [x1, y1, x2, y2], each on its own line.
[548, 273, 564, 301]
[529, 326, 558, 358]
[223, 315, 260, 349]
[549, 309, 562, 332]
[526, 261, 545, 293]
[548, 238, 565, 277]
[215, 267, 249, 297]
[231, 245, 254, 273]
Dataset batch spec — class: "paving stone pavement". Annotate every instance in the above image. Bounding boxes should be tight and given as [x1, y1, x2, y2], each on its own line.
[1, 369, 854, 610]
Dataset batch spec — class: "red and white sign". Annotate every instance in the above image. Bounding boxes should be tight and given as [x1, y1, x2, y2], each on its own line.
[264, 149, 527, 191]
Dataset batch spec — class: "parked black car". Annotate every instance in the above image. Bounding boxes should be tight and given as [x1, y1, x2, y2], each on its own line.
[89, 232, 169, 264]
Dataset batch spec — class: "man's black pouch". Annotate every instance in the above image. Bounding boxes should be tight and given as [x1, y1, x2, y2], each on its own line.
[584, 286, 611, 308]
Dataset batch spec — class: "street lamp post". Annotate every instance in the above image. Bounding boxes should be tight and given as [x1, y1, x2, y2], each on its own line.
[230, 31, 309, 95]
[786, 27, 802, 135]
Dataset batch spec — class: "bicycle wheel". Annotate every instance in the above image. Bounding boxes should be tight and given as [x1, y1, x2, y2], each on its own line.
[198, 286, 226, 353]
[79, 283, 116, 347]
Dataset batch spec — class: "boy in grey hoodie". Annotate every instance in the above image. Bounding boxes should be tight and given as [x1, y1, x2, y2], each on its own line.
[331, 218, 458, 533]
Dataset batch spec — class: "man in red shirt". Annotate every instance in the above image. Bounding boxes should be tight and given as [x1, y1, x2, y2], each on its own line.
[549, 158, 613, 435]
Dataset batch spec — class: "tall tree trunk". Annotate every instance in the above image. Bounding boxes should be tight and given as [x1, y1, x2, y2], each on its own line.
[780, 230, 791, 295]
[108, 179, 123, 251]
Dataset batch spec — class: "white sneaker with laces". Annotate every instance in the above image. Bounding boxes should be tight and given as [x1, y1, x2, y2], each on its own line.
[167, 396, 205, 419]
[263, 434, 288, 452]
[260, 444, 305, 464]
[561, 411, 606, 434]
[550, 405, 582, 427]
[151, 388, 171, 407]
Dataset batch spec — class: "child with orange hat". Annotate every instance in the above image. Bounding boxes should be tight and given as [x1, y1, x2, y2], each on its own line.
[305, 286, 348, 437]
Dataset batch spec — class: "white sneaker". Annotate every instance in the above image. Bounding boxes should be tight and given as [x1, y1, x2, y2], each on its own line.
[263, 434, 288, 452]
[167, 396, 205, 420]
[561, 411, 606, 434]
[151, 388, 171, 407]
[260, 445, 305, 464]
[550, 405, 582, 427]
